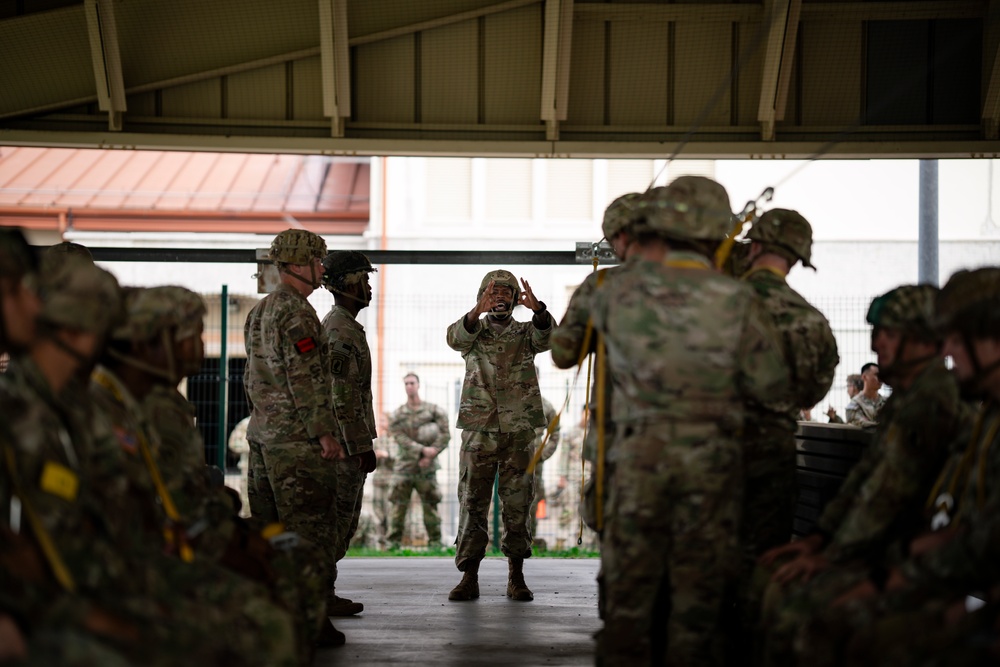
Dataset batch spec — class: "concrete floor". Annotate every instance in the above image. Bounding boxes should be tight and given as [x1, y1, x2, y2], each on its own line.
[317, 557, 601, 666]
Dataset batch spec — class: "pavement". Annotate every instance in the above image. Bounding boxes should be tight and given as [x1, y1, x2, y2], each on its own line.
[317, 557, 601, 666]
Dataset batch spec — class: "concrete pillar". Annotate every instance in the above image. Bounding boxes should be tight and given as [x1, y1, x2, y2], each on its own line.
[918, 159, 939, 286]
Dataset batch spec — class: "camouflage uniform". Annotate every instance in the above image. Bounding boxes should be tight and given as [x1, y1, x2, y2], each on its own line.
[387, 399, 450, 546]
[846, 391, 886, 427]
[759, 286, 968, 667]
[446, 269, 553, 572]
[244, 236, 341, 584]
[321, 304, 376, 571]
[739, 209, 839, 558]
[593, 177, 790, 667]
[528, 396, 560, 538]
[552, 424, 599, 550]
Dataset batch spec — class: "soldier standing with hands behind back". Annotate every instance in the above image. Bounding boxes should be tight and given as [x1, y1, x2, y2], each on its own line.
[387, 373, 450, 549]
[446, 270, 553, 603]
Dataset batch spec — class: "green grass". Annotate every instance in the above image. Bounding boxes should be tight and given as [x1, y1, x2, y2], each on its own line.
[345, 545, 599, 558]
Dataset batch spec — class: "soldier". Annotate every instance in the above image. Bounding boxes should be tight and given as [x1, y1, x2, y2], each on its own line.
[3, 252, 292, 666]
[757, 285, 968, 666]
[130, 286, 344, 657]
[244, 229, 345, 625]
[387, 373, 450, 549]
[551, 192, 640, 617]
[845, 362, 886, 427]
[320, 249, 378, 616]
[827, 374, 862, 424]
[446, 269, 553, 602]
[591, 176, 789, 666]
[368, 412, 394, 550]
[528, 393, 560, 543]
[731, 209, 839, 658]
[551, 405, 599, 550]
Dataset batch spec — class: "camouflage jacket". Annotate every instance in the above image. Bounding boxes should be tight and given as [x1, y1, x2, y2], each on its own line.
[846, 392, 886, 427]
[590, 253, 790, 431]
[551, 267, 623, 460]
[244, 284, 338, 444]
[388, 400, 450, 474]
[321, 305, 376, 455]
[142, 386, 236, 560]
[901, 399, 1000, 590]
[816, 361, 967, 564]
[446, 310, 553, 433]
[0, 356, 135, 600]
[741, 267, 839, 426]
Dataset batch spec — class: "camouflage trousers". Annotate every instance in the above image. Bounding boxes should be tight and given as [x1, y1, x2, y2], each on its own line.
[388, 471, 443, 545]
[248, 438, 340, 591]
[758, 559, 869, 667]
[730, 421, 797, 663]
[332, 457, 367, 588]
[599, 425, 742, 667]
[455, 429, 535, 570]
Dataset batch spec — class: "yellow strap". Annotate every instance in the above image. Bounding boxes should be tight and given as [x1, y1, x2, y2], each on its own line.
[3, 444, 77, 592]
[595, 331, 607, 532]
[740, 265, 788, 281]
[93, 370, 194, 562]
[665, 259, 712, 271]
[714, 212, 751, 270]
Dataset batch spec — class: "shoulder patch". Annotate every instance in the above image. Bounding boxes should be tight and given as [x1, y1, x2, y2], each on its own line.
[295, 337, 318, 354]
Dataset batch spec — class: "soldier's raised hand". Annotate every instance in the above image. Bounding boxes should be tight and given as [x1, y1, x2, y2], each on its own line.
[519, 278, 542, 311]
[473, 279, 497, 317]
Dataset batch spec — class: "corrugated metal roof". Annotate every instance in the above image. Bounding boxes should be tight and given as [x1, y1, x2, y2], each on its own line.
[0, 147, 369, 234]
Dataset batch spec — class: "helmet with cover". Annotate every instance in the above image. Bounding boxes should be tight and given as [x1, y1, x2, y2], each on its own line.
[746, 208, 815, 269]
[632, 176, 733, 242]
[38, 254, 122, 336]
[268, 229, 328, 265]
[934, 268, 1000, 339]
[866, 284, 939, 342]
[601, 193, 642, 241]
[477, 269, 520, 320]
[321, 250, 377, 292]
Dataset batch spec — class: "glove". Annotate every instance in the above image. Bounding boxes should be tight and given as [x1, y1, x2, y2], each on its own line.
[358, 449, 377, 474]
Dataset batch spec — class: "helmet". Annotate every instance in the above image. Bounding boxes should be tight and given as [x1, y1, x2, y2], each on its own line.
[0, 228, 38, 279]
[633, 176, 733, 242]
[866, 284, 939, 341]
[38, 254, 122, 335]
[601, 193, 642, 241]
[45, 241, 93, 263]
[746, 208, 815, 269]
[112, 286, 206, 342]
[477, 269, 520, 304]
[268, 229, 327, 265]
[935, 268, 1000, 337]
[321, 250, 377, 291]
[416, 422, 440, 445]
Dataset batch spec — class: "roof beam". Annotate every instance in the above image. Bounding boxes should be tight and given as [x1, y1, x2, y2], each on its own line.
[983, 0, 1000, 139]
[319, 0, 352, 138]
[540, 0, 574, 141]
[758, 0, 801, 141]
[84, 0, 126, 132]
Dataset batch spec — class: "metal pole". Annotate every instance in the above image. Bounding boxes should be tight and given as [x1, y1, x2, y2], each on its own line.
[918, 159, 939, 286]
[217, 285, 229, 469]
[492, 473, 501, 553]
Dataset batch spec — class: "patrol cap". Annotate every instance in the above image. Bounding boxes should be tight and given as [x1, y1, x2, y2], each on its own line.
[746, 208, 815, 269]
[866, 284, 939, 341]
[38, 254, 122, 335]
[934, 267, 1000, 338]
[477, 269, 520, 303]
[112, 286, 206, 342]
[268, 229, 327, 265]
[0, 228, 38, 279]
[633, 176, 733, 242]
[321, 250, 377, 289]
[601, 192, 642, 241]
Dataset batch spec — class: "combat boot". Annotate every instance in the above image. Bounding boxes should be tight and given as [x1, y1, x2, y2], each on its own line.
[326, 588, 364, 616]
[448, 560, 480, 601]
[316, 618, 346, 647]
[506, 557, 533, 601]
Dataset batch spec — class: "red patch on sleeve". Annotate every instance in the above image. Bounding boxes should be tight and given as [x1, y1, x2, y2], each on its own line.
[294, 337, 317, 354]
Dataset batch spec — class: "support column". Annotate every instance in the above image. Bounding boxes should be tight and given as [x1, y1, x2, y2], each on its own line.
[918, 160, 939, 286]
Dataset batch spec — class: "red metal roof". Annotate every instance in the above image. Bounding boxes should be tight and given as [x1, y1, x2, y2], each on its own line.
[0, 147, 369, 234]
